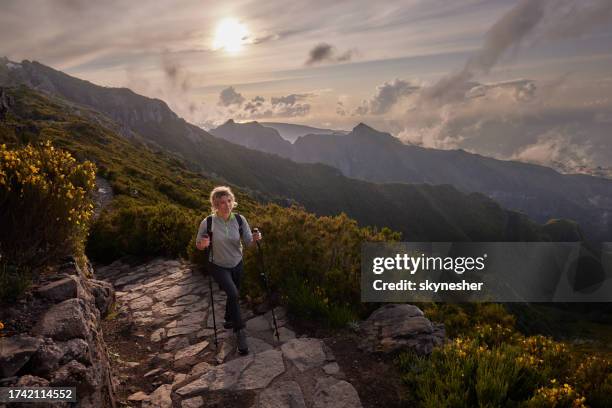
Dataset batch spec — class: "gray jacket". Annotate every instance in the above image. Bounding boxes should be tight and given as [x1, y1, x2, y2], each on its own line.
[196, 213, 253, 268]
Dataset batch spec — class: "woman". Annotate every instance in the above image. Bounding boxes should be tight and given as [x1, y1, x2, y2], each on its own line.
[195, 186, 261, 355]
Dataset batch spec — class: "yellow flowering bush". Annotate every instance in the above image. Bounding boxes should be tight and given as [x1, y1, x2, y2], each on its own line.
[526, 383, 587, 408]
[0, 141, 96, 268]
[395, 330, 609, 407]
[570, 355, 612, 407]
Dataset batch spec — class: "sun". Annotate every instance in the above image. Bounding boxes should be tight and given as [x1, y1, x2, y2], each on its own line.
[213, 18, 249, 54]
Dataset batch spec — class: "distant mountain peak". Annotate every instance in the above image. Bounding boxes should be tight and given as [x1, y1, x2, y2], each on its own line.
[221, 119, 267, 128]
[353, 122, 374, 132]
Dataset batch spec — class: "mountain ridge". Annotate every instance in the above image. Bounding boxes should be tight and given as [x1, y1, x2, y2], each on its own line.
[209, 119, 612, 242]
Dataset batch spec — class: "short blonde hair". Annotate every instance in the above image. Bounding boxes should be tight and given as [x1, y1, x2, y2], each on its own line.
[210, 186, 238, 213]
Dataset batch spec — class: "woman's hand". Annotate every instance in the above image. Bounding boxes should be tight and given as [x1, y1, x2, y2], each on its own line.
[196, 235, 210, 250]
[252, 229, 262, 242]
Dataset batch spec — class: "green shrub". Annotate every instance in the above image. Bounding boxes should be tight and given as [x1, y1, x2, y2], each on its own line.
[87, 197, 198, 262]
[0, 141, 96, 268]
[279, 272, 358, 329]
[238, 204, 399, 325]
[154, 176, 202, 209]
[422, 303, 516, 339]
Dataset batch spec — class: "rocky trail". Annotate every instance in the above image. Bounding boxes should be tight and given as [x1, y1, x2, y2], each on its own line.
[97, 258, 364, 408]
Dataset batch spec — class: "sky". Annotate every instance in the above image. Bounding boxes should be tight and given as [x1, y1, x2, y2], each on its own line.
[1, 0, 612, 171]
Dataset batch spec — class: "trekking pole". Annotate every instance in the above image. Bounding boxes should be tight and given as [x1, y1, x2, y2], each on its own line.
[253, 228, 280, 342]
[204, 234, 218, 349]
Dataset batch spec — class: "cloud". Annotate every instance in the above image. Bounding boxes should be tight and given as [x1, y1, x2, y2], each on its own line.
[161, 54, 193, 92]
[466, 0, 545, 74]
[538, 0, 612, 41]
[353, 79, 419, 115]
[273, 103, 311, 117]
[211, 88, 313, 119]
[336, 101, 347, 116]
[244, 96, 265, 113]
[391, 74, 612, 173]
[218, 86, 245, 107]
[419, 0, 612, 107]
[465, 79, 537, 102]
[265, 92, 311, 117]
[271, 93, 311, 105]
[305, 43, 356, 65]
[510, 130, 594, 171]
[396, 105, 466, 150]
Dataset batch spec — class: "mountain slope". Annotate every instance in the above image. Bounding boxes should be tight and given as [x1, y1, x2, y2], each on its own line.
[210, 119, 293, 158]
[0, 59, 560, 242]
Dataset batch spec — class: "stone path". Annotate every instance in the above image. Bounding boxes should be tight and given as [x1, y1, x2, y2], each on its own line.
[96, 258, 363, 408]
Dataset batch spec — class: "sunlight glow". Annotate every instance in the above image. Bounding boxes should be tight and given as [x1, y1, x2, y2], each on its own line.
[213, 18, 249, 54]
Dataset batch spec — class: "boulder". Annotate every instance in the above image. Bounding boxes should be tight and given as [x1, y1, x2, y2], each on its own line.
[33, 298, 90, 341]
[50, 360, 99, 395]
[59, 338, 90, 365]
[36, 277, 78, 302]
[358, 304, 445, 355]
[0, 335, 43, 377]
[29, 337, 91, 377]
[28, 338, 65, 376]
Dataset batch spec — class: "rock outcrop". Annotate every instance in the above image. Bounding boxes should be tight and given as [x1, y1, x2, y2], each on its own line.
[0, 257, 116, 407]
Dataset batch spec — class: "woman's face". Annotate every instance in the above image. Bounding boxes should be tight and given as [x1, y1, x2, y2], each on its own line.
[215, 195, 233, 217]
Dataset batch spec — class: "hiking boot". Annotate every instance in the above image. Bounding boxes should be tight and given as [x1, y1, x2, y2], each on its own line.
[223, 321, 233, 329]
[236, 329, 249, 355]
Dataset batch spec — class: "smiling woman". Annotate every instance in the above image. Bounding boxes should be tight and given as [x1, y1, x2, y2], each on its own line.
[213, 18, 249, 54]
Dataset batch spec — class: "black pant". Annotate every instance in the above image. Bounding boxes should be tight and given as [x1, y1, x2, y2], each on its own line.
[210, 260, 244, 331]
